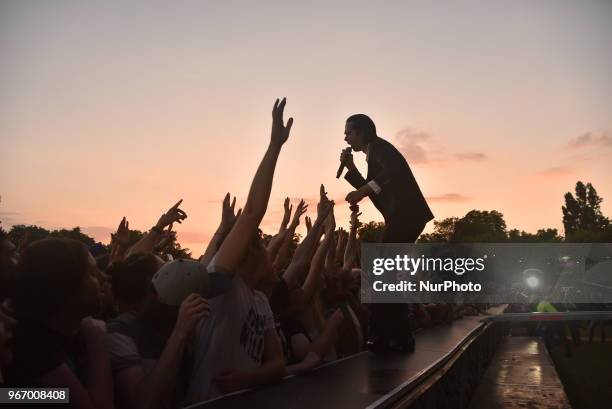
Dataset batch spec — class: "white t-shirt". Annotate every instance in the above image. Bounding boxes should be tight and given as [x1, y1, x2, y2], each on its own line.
[186, 273, 275, 403]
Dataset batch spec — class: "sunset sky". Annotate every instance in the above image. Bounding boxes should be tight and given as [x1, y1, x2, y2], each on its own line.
[1, 0, 611, 253]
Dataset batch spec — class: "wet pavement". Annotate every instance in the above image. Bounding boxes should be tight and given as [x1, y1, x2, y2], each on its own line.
[467, 337, 572, 409]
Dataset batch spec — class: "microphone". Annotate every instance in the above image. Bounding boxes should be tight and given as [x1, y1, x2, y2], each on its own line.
[336, 147, 352, 179]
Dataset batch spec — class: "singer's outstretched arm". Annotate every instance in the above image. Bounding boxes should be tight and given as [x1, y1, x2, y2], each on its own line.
[344, 167, 366, 190]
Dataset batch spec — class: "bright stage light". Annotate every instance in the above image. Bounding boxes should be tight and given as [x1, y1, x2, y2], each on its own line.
[526, 276, 540, 288]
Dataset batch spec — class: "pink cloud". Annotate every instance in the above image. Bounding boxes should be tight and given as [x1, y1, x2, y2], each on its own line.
[426, 193, 473, 202]
[566, 131, 612, 150]
[395, 128, 435, 164]
[394, 128, 486, 166]
[454, 152, 487, 161]
[534, 166, 574, 178]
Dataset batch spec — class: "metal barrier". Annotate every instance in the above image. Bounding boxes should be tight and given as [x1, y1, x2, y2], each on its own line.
[481, 311, 612, 322]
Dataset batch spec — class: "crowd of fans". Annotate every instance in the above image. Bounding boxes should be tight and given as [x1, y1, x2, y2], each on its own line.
[0, 98, 511, 408]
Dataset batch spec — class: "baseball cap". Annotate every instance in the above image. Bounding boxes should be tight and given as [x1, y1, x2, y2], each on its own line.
[152, 259, 210, 306]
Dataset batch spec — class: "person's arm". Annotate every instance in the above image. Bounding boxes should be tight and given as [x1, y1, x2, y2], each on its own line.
[284, 351, 321, 376]
[343, 211, 361, 271]
[290, 309, 344, 362]
[303, 210, 335, 304]
[282, 186, 333, 289]
[266, 229, 290, 264]
[215, 328, 285, 393]
[304, 216, 312, 233]
[345, 143, 408, 204]
[278, 197, 292, 234]
[200, 193, 240, 266]
[114, 294, 209, 409]
[335, 228, 347, 267]
[80, 319, 114, 409]
[40, 318, 113, 409]
[109, 217, 130, 264]
[340, 149, 366, 189]
[345, 184, 374, 205]
[337, 304, 364, 356]
[273, 199, 307, 271]
[127, 200, 187, 257]
[324, 213, 337, 273]
[369, 143, 406, 189]
[212, 98, 293, 273]
[266, 198, 292, 259]
[40, 365, 99, 409]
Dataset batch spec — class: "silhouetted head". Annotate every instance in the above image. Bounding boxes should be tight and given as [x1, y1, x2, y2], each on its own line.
[14, 238, 101, 323]
[107, 253, 160, 312]
[345, 114, 377, 152]
[237, 230, 275, 291]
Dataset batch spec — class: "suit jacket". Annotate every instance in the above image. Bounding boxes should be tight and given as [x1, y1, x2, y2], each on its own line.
[345, 136, 434, 228]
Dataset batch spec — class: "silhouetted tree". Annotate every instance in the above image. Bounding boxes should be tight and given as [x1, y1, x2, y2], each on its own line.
[358, 221, 385, 243]
[8, 224, 51, 246]
[50, 227, 96, 246]
[562, 181, 609, 236]
[452, 210, 507, 242]
[565, 225, 612, 243]
[8, 225, 100, 250]
[507, 228, 563, 243]
[418, 217, 458, 242]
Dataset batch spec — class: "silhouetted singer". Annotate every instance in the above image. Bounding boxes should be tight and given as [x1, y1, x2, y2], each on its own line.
[339, 114, 434, 352]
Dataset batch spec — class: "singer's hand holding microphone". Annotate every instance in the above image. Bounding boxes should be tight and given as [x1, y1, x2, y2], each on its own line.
[336, 147, 355, 178]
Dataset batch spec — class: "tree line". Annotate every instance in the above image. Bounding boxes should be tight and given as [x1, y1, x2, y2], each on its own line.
[359, 181, 611, 243]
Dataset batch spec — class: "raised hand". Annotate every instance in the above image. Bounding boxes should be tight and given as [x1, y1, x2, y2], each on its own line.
[155, 224, 176, 250]
[110, 217, 130, 262]
[173, 294, 210, 341]
[305, 215, 312, 233]
[289, 199, 308, 228]
[111, 217, 130, 247]
[220, 193, 240, 231]
[156, 199, 187, 229]
[320, 184, 329, 202]
[317, 184, 334, 221]
[279, 197, 292, 232]
[325, 203, 336, 235]
[270, 97, 293, 148]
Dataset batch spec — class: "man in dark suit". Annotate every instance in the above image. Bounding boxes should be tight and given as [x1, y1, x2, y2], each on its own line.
[342, 114, 433, 242]
[341, 114, 434, 352]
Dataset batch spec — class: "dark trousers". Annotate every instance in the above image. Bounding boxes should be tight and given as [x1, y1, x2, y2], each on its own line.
[369, 220, 426, 348]
[382, 219, 426, 243]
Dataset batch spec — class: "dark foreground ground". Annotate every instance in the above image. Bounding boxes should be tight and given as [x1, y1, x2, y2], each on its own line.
[549, 326, 612, 409]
